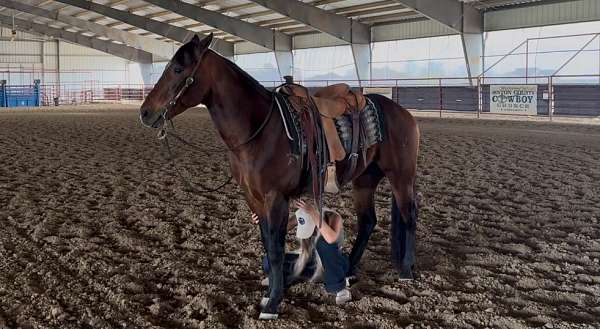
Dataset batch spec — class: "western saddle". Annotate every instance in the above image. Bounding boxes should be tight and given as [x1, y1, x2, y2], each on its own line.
[278, 83, 367, 194]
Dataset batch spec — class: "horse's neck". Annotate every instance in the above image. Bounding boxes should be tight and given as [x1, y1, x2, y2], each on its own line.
[203, 53, 272, 150]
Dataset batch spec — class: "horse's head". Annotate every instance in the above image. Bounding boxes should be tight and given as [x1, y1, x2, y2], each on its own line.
[140, 33, 213, 128]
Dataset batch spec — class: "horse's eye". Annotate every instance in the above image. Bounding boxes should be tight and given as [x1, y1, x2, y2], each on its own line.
[174, 67, 183, 74]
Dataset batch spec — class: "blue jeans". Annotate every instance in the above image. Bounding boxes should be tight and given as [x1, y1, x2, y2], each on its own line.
[262, 237, 349, 294]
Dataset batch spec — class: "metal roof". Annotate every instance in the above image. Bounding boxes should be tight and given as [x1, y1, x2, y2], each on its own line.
[0, 0, 588, 60]
[0, 0, 579, 44]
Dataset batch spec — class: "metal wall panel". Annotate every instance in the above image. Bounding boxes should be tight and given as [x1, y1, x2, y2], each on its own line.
[0, 40, 42, 64]
[485, 0, 600, 31]
[372, 20, 456, 43]
[553, 85, 600, 116]
[394, 86, 479, 112]
[293, 33, 346, 49]
[236, 34, 350, 54]
[59, 56, 128, 71]
[58, 41, 113, 57]
[43, 41, 58, 71]
[235, 41, 270, 55]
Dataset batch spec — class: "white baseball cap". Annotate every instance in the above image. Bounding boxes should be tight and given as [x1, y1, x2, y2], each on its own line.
[295, 208, 316, 239]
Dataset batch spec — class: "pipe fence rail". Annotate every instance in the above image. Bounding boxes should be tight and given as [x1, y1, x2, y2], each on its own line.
[1, 75, 599, 119]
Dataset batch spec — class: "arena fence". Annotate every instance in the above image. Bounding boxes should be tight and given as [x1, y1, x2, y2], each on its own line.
[1, 75, 599, 119]
[261, 75, 600, 119]
[37, 82, 154, 106]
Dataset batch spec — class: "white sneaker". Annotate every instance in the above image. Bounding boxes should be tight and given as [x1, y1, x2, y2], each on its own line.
[260, 277, 269, 287]
[258, 312, 278, 320]
[335, 288, 352, 305]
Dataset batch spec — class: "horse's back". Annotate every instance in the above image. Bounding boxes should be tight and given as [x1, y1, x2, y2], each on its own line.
[366, 94, 418, 135]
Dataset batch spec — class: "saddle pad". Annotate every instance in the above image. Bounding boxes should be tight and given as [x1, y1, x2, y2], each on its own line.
[334, 96, 385, 155]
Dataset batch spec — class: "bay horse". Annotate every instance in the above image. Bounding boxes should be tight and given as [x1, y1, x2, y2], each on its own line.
[140, 34, 419, 319]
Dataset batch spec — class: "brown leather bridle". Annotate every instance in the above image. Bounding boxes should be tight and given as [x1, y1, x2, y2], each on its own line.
[156, 53, 206, 137]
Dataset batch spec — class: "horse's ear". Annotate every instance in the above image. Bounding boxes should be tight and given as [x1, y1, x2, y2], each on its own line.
[191, 34, 201, 45]
[196, 33, 213, 51]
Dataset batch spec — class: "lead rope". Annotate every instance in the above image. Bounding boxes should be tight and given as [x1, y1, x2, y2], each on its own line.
[157, 93, 276, 195]
[160, 122, 233, 194]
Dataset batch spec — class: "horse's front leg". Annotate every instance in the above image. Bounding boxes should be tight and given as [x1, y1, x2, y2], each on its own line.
[258, 191, 289, 320]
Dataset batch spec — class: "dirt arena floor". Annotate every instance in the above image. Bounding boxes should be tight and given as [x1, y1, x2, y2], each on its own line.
[1, 106, 599, 329]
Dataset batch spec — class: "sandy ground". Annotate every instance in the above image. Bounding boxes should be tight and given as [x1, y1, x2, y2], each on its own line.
[0, 107, 599, 329]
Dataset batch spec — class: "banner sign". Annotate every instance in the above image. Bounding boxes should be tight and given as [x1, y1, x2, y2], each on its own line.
[363, 87, 393, 100]
[490, 85, 538, 115]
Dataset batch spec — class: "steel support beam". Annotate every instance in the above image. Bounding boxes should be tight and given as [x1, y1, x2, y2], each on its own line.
[142, 0, 292, 52]
[0, 14, 152, 63]
[461, 33, 484, 82]
[52, 0, 234, 58]
[0, 0, 176, 61]
[351, 43, 371, 83]
[274, 51, 293, 79]
[392, 0, 483, 82]
[139, 63, 154, 85]
[248, 0, 370, 44]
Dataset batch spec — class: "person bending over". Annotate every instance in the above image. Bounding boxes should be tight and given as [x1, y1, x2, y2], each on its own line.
[252, 200, 352, 305]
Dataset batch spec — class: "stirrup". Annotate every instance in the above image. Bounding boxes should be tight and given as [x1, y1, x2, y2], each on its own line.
[324, 164, 339, 194]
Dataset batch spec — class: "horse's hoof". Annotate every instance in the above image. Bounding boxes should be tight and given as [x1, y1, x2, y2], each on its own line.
[398, 267, 415, 281]
[258, 312, 278, 320]
[260, 297, 269, 308]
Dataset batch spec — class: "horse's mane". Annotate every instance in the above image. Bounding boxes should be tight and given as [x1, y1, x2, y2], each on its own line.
[213, 50, 272, 98]
[172, 41, 270, 96]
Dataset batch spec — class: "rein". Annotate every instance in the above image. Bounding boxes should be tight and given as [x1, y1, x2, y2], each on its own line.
[160, 126, 233, 194]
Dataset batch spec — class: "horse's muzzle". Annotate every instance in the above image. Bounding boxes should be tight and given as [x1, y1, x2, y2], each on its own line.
[139, 107, 164, 129]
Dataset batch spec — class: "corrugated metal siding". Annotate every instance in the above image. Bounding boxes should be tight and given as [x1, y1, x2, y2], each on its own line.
[372, 20, 457, 42]
[58, 41, 113, 57]
[57, 41, 131, 80]
[43, 42, 58, 71]
[485, 0, 600, 31]
[553, 85, 600, 116]
[60, 56, 128, 71]
[234, 42, 270, 55]
[293, 33, 346, 49]
[0, 38, 133, 85]
[0, 41, 42, 64]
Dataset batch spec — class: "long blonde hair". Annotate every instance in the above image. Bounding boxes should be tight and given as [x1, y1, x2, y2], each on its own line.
[291, 208, 344, 281]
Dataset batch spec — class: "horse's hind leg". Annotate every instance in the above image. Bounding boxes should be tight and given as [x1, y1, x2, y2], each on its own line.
[389, 178, 418, 279]
[348, 163, 384, 277]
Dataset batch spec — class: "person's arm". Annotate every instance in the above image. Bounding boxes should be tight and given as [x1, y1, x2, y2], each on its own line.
[295, 200, 342, 244]
[251, 212, 297, 232]
[316, 212, 342, 244]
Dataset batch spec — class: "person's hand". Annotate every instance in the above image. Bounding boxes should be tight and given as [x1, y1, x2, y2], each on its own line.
[251, 212, 259, 224]
[295, 199, 319, 219]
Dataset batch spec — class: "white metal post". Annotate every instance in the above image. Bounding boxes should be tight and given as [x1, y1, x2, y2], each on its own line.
[549, 76, 554, 122]
[477, 76, 482, 119]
